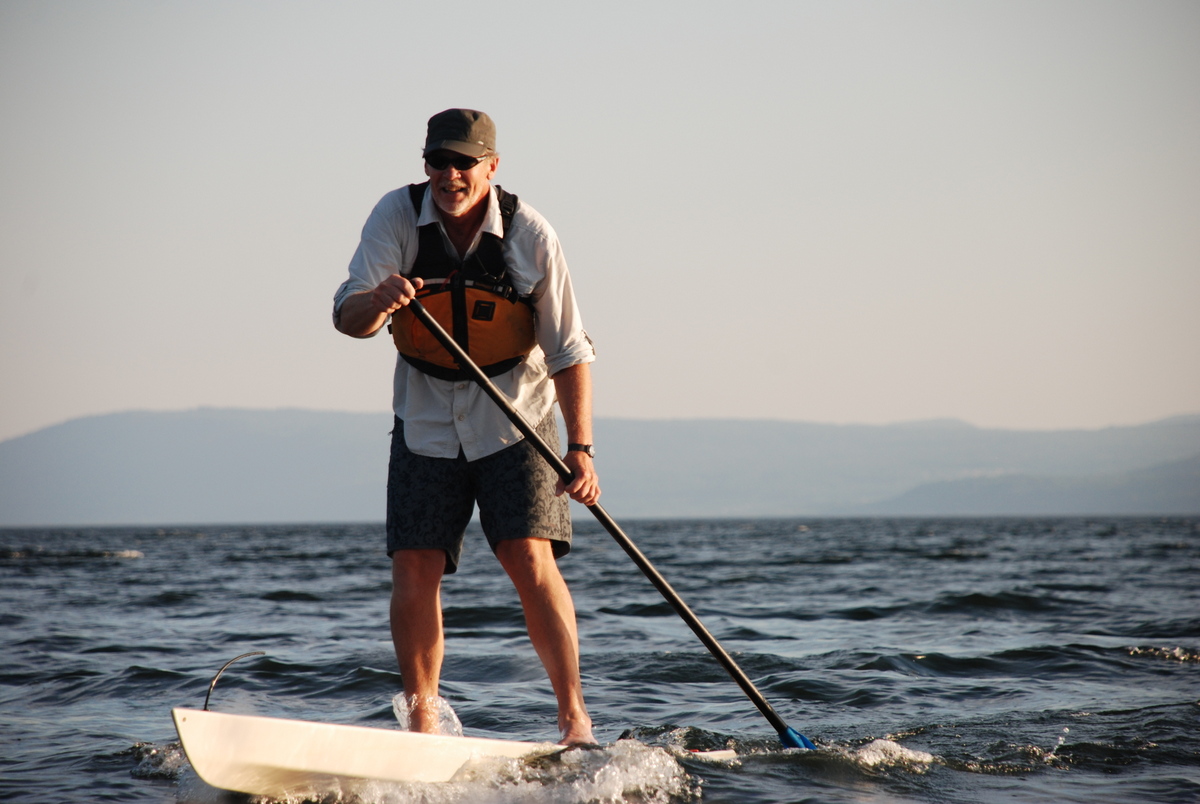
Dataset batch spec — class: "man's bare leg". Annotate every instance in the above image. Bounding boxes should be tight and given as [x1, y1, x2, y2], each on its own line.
[390, 549, 447, 734]
[494, 538, 595, 745]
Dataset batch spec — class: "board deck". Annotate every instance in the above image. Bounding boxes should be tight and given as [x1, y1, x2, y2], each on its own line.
[173, 707, 738, 798]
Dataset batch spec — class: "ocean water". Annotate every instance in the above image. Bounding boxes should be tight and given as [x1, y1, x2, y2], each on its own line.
[1, 517, 1197, 803]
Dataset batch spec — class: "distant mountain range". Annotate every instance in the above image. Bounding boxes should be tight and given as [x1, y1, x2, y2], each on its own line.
[1, 409, 1197, 526]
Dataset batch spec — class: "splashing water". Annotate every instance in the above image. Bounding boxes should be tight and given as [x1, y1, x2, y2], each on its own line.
[1043, 727, 1070, 763]
[199, 739, 695, 804]
[392, 694, 464, 737]
[379, 697, 694, 803]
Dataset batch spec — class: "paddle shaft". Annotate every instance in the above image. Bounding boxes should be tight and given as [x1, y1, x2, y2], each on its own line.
[405, 298, 811, 747]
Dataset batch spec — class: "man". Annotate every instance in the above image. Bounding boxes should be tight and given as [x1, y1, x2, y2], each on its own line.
[332, 109, 599, 745]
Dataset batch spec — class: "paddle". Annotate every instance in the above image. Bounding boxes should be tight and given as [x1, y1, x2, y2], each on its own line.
[405, 299, 817, 750]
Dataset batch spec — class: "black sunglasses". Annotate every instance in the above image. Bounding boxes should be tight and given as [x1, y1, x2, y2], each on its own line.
[425, 152, 487, 171]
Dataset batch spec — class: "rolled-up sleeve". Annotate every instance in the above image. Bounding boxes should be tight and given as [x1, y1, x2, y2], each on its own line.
[332, 190, 415, 325]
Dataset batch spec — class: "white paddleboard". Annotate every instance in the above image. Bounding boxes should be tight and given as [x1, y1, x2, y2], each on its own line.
[172, 707, 558, 796]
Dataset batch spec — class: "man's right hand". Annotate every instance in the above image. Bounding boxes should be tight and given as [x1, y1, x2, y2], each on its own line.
[334, 274, 425, 337]
[370, 274, 425, 316]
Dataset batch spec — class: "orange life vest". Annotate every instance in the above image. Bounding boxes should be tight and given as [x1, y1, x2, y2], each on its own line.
[390, 182, 536, 381]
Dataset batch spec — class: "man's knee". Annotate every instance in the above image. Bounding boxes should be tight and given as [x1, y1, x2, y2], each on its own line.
[391, 549, 447, 595]
[495, 536, 551, 562]
[495, 538, 560, 586]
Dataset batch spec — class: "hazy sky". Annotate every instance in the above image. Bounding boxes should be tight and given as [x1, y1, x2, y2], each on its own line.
[2, 0, 1197, 443]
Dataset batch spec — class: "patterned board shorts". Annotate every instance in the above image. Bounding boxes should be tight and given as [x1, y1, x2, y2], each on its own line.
[385, 412, 572, 574]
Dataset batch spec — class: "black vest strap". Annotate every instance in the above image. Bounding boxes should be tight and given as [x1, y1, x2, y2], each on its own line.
[407, 182, 518, 284]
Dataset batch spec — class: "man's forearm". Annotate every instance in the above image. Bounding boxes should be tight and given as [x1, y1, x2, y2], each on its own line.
[551, 362, 599, 505]
[552, 363, 594, 444]
[335, 275, 424, 338]
[334, 290, 389, 338]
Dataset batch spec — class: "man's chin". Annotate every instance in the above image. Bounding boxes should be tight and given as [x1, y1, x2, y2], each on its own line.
[433, 193, 472, 218]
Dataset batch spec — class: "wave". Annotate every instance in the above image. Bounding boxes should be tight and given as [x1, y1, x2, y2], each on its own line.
[0, 546, 144, 561]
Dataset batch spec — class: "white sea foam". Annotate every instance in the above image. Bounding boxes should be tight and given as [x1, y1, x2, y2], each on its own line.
[109, 549, 144, 559]
[310, 739, 694, 804]
[852, 739, 936, 770]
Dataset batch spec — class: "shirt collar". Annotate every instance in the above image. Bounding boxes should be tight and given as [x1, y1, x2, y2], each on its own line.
[479, 185, 504, 238]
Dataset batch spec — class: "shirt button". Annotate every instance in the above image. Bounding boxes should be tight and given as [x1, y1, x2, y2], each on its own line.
[456, 383, 466, 390]
[457, 414, 465, 421]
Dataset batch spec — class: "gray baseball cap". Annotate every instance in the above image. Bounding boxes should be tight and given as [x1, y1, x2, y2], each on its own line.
[423, 109, 496, 157]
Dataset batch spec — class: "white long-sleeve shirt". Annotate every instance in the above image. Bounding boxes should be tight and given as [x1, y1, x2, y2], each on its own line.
[333, 183, 595, 460]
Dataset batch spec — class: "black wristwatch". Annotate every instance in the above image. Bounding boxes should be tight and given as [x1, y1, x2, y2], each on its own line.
[567, 443, 596, 458]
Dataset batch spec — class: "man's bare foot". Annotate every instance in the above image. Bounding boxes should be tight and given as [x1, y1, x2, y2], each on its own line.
[558, 714, 596, 746]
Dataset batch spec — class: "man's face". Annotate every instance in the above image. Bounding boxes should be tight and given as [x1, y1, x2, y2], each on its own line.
[424, 150, 499, 220]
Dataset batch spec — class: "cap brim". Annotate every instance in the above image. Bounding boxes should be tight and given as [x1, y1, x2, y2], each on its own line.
[423, 139, 490, 158]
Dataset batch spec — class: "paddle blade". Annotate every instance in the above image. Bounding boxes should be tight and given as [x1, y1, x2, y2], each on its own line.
[780, 726, 817, 750]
